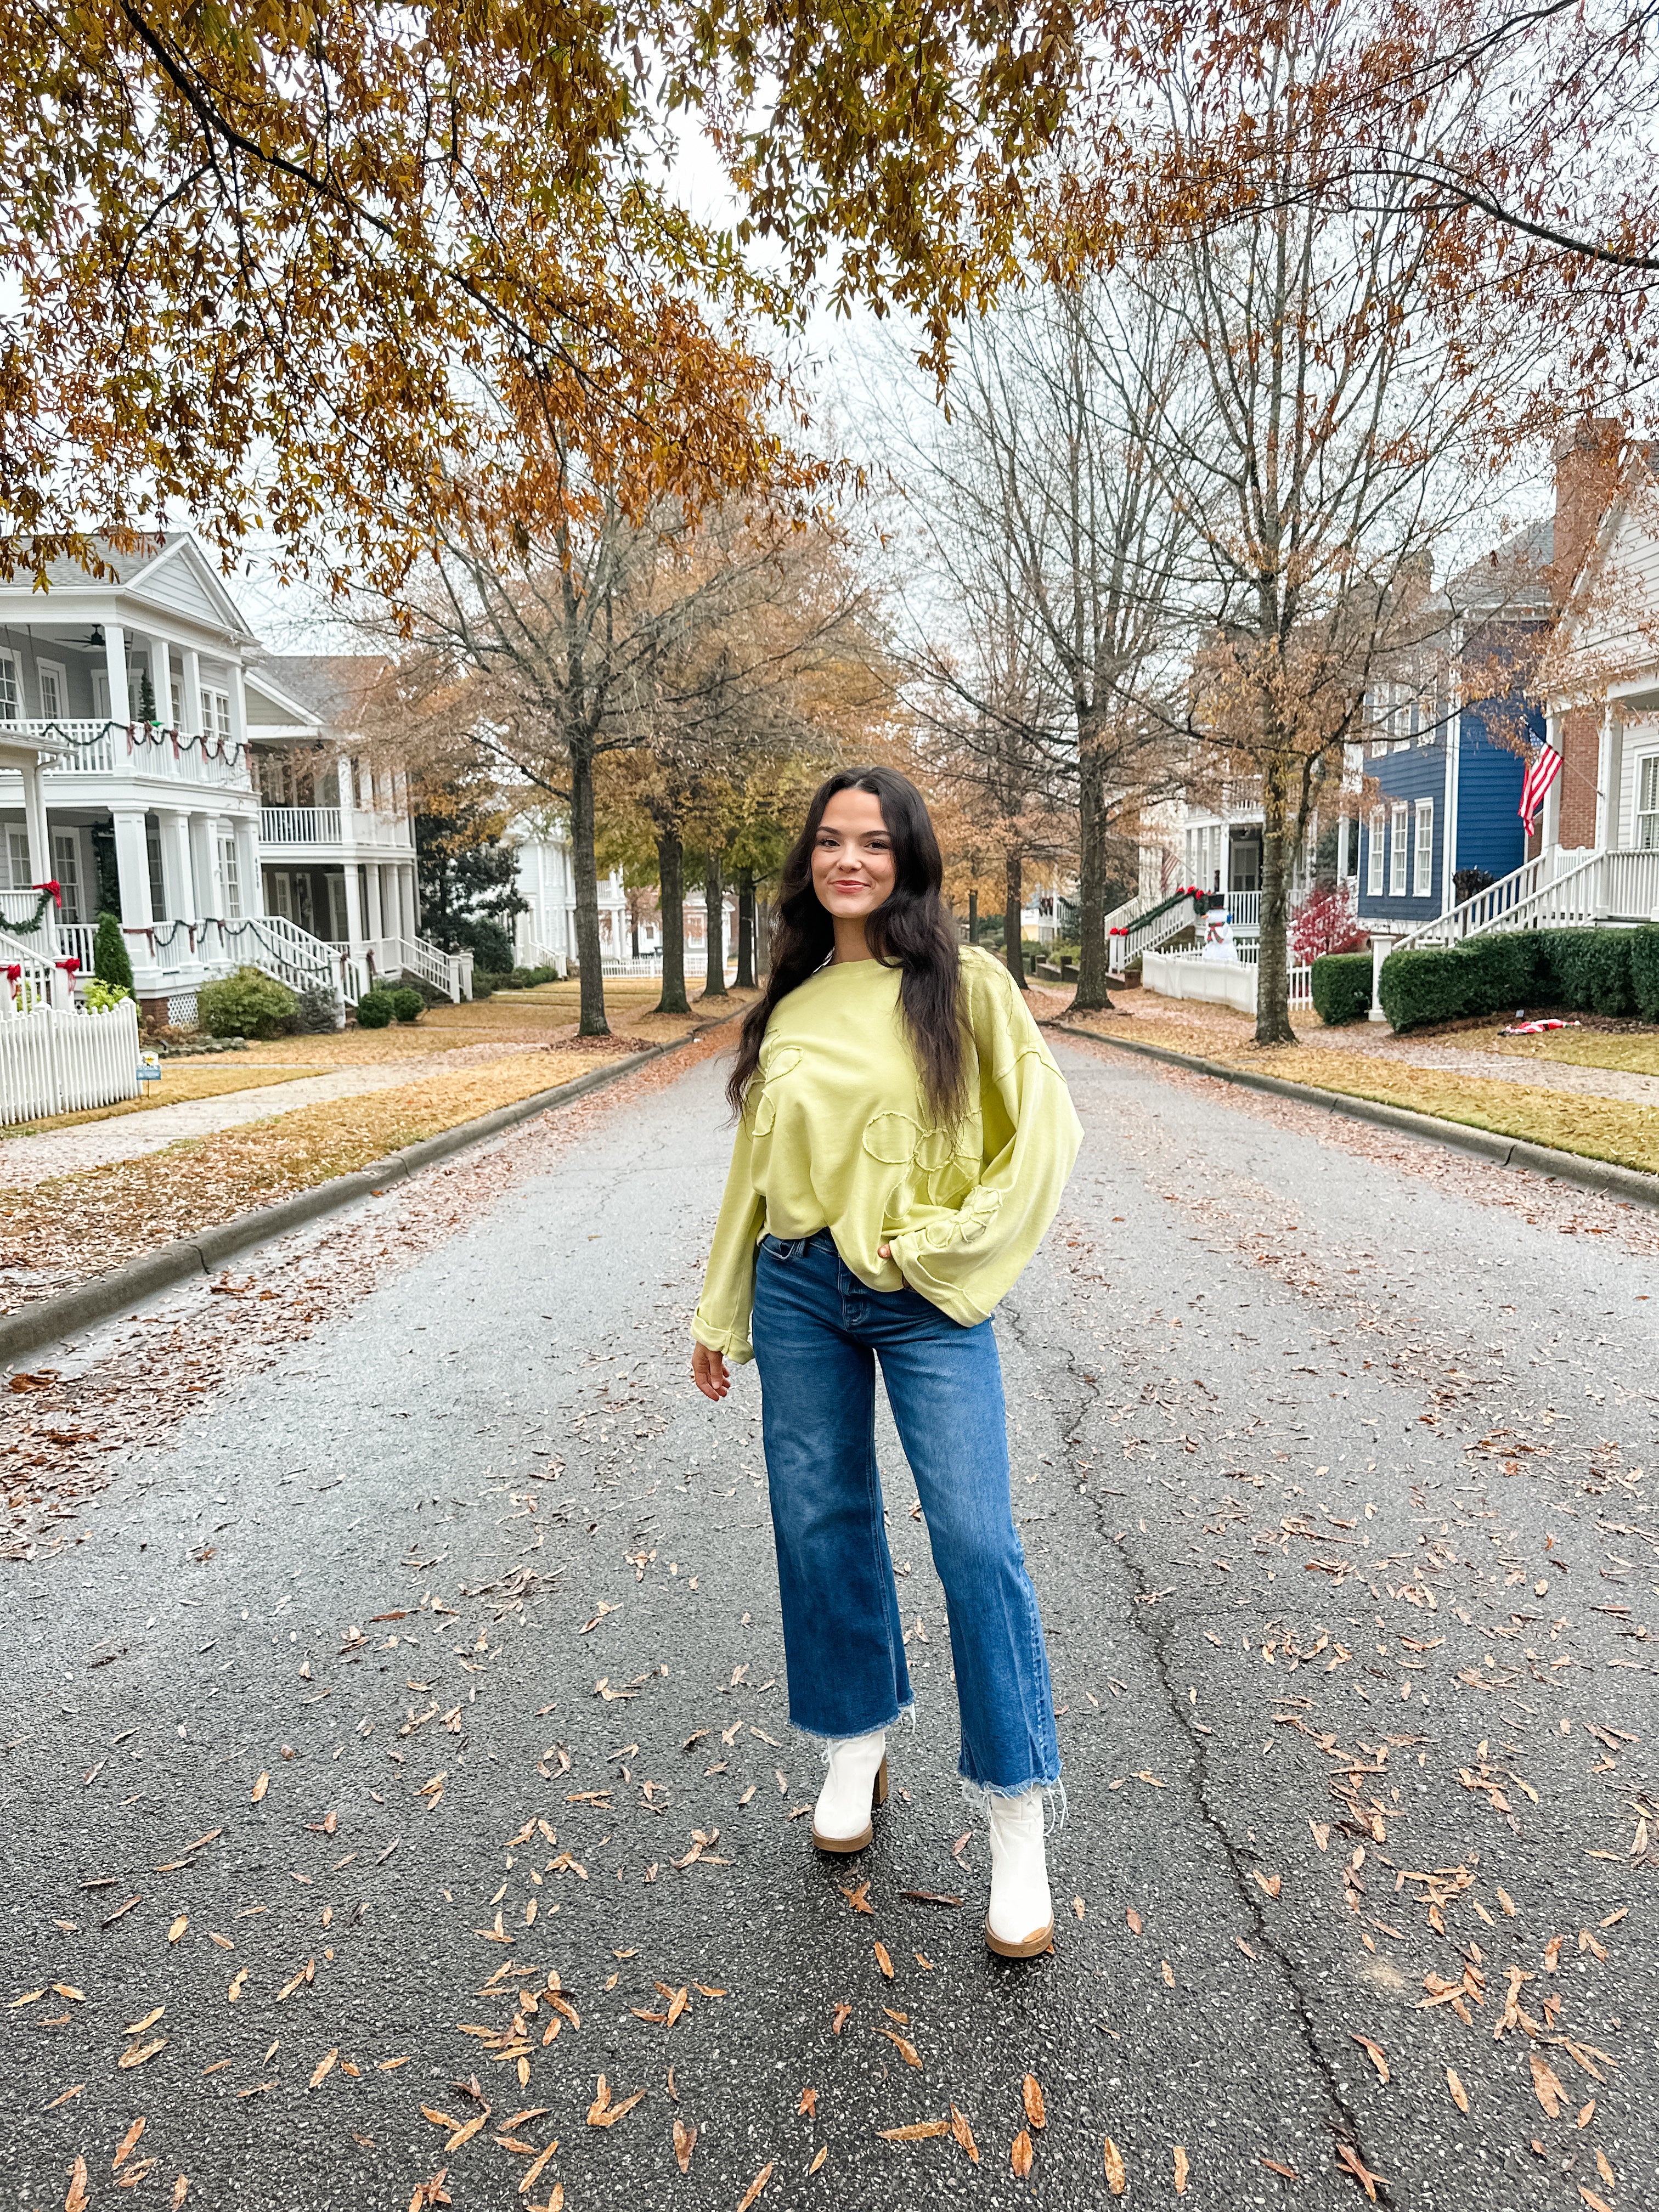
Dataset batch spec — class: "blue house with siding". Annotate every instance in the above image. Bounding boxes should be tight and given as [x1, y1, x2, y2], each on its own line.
[1356, 526, 1548, 932]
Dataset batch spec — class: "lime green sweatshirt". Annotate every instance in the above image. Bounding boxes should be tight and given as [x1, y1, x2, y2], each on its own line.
[693, 948, 1082, 1361]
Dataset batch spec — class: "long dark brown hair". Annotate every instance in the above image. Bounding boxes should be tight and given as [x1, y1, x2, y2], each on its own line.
[726, 766, 966, 1122]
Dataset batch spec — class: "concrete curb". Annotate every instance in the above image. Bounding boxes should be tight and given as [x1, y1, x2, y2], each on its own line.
[1043, 1017, 1659, 1214]
[3, 1012, 737, 1367]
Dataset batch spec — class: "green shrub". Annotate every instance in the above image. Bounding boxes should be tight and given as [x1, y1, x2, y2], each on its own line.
[470, 968, 508, 998]
[81, 977, 132, 1012]
[1533, 927, 1634, 1016]
[390, 986, 424, 1024]
[197, 964, 299, 1039]
[355, 989, 395, 1029]
[93, 910, 134, 994]
[1631, 926, 1659, 1022]
[1310, 952, 1374, 1026]
[1379, 923, 1650, 1031]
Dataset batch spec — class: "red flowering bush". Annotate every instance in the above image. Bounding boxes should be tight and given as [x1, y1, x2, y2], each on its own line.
[1291, 882, 1366, 962]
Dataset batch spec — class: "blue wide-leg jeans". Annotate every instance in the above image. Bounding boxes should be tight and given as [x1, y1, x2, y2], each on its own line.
[750, 1229, 1060, 1797]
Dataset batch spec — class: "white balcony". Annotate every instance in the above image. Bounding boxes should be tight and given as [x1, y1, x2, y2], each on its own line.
[0, 717, 253, 793]
[262, 805, 342, 845]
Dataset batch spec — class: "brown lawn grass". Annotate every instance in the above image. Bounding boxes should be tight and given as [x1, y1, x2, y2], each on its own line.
[1, 1048, 596, 1306]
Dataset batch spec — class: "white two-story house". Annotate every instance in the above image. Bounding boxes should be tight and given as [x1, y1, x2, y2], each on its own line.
[0, 537, 467, 1021]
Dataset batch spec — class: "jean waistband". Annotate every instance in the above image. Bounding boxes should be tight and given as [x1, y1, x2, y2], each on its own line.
[760, 1227, 838, 1260]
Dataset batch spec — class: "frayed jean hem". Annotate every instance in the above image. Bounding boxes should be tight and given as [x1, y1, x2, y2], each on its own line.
[960, 1773, 1068, 1833]
[788, 1699, 916, 1751]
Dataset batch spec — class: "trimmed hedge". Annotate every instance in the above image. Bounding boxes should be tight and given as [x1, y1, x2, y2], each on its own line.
[1379, 924, 1657, 1032]
[1311, 952, 1373, 1027]
[1633, 926, 1659, 1022]
[355, 988, 396, 1029]
[390, 986, 424, 1024]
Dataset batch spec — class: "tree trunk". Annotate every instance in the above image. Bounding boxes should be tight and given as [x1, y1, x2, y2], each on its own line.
[630, 904, 640, 960]
[1003, 848, 1027, 991]
[569, 741, 610, 1036]
[967, 888, 979, 944]
[1071, 707, 1114, 1013]
[702, 849, 728, 998]
[655, 830, 689, 1015]
[755, 894, 773, 979]
[735, 866, 755, 989]
[1255, 755, 1296, 1046]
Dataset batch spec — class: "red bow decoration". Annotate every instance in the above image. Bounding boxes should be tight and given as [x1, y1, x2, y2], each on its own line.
[30, 878, 62, 906]
[55, 955, 81, 975]
[4, 963, 20, 984]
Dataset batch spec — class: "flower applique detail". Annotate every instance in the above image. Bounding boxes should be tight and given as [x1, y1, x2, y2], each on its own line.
[749, 1041, 805, 1135]
[864, 1111, 980, 1170]
[919, 1184, 1001, 1250]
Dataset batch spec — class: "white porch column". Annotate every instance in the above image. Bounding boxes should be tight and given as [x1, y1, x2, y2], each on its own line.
[158, 806, 195, 923]
[189, 812, 222, 919]
[233, 814, 262, 919]
[111, 805, 153, 939]
[397, 863, 416, 941]
[18, 754, 56, 955]
[1368, 927, 1396, 1025]
[342, 860, 364, 947]
[144, 632, 174, 725]
[364, 863, 385, 940]
[181, 647, 204, 737]
[1542, 712, 1563, 852]
[1595, 707, 1624, 851]
[103, 624, 131, 725]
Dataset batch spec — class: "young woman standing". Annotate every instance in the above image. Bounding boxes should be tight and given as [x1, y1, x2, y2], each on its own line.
[691, 766, 1082, 1957]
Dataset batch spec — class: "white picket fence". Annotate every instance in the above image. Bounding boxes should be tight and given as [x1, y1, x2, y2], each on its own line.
[1142, 950, 1313, 1015]
[0, 995, 142, 1125]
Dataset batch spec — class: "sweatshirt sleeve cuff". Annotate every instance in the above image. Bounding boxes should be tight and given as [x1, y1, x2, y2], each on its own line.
[692, 1311, 754, 1364]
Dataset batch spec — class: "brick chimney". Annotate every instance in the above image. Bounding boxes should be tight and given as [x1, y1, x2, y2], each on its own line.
[1550, 416, 1624, 606]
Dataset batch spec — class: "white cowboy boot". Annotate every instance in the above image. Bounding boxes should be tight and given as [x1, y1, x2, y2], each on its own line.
[810, 1730, 889, 1853]
[984, 1788, 1054, 1957]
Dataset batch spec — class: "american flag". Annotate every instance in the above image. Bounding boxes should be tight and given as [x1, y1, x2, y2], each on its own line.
[1519, 738, 1563, 836]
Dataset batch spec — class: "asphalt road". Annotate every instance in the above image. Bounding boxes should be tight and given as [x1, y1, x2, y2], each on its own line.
[4, 1029, 1655, 2212]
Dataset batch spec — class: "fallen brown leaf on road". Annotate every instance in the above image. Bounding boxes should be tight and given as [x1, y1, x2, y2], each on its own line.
[879, 2029, 921, 2069]
[172, 2180, 188, 2208]
[1103, 2138, 1127, 2195]
[66, 2157, 90, 2212]
[309, 2048, 338, 2091]
[518, 2142, 558, 2194]
[585, 2077, 645, 2128]
[250, 1773, 269, 1803]
[1160, 1960, 1175, 1987]
[839, 1881, 873, 1915]
[831, 2004, 853, 2036]
[1252, 1870, 1282, 1899]
[797, 2089, 817, 2119]
[1125, 1906, 1142, 1935]
[112, 2119, 145, 2171]
[1577, 2191, 1613, 2212]
[672, 2117, 697, 2174]
[809, 2146, 828, 2173]
[1260, 2156, 1299, 2180]
[1447, 2069, 1469, 2113]
[950, 2106, 980, 2164]
[1334, 2143, 1386, 2202]
[1351, 2034, 1389, 2085]
[1023, 2076, 1045, 2130]
[1011, 2128, 1034, 2178]
[1530, 2052, 1566, 2118]
[873, 1942, 894, 1980]
[1174, 2145, 1189, 2193]
[117, 2038, 166, 2070]
[879, 2121, 948, 2142]
[166, 1916, 187, 1945]
[736, 2160, 773, 2211]
[444, 2109, 490, 2152]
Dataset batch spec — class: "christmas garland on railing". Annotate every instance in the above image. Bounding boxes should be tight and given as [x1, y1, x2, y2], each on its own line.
[4, 879, 63, 934]
[122, 721, 248, 769]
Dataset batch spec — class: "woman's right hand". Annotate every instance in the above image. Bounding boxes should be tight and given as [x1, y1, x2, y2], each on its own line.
[692, 1342, 731, 1403]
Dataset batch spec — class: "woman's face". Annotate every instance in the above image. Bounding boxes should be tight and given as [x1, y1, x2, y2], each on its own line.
[811, 788, 897, 919]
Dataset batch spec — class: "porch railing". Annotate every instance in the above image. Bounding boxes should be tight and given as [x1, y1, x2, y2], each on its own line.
[1390, 845, 1659, 960]
[261, 805, 343, 845]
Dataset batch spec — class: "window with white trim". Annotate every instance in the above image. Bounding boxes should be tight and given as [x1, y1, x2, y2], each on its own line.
[1367, 808, 1384, 894]
[36, 661, 65, 720]
[4, 827, 29, 889]
[1413, 798, 1435, 896]
[203, 688, 232, 742]
[1638, 755, 1659, 850]
[0, 651, 18, 722]
[219, 837, 241, 919]
[1390, 803, 1408, 894]
[50, 832, 82, 923]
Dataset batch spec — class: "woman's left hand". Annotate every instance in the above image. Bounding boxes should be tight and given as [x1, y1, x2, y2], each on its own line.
[877, 1242, 906, 1284]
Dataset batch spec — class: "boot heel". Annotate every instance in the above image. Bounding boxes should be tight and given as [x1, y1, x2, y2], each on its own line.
[872, 1756, 889, 1809]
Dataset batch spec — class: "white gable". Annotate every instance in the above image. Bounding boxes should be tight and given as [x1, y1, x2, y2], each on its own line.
[244, 666, 320, 733]
[125, 538, 256, 642]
